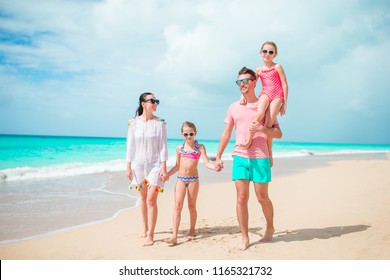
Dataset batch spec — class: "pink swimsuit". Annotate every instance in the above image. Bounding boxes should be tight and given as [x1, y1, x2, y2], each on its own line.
[258, 65, 284, 102]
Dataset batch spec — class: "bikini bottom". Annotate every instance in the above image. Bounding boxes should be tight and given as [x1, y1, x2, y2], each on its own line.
[177, 175, 199, 187]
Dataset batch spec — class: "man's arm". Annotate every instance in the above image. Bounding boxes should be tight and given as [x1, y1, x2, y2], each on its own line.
[216, 123, 234, 167]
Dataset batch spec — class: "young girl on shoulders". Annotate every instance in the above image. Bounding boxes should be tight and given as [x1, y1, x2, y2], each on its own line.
[164, 121, 220, 246]
[240, 41, 289, 166]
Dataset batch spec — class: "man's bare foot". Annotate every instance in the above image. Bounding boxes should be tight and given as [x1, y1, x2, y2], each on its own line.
[143, 238, 154, 247]
[164, 238, 177, 247]
[185, 235, 195, 241]
[236, 241, 249, 251]
[260, 227, 275, 242]
[185, 230, 195, 241]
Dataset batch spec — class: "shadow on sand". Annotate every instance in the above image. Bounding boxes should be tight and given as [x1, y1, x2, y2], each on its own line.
[156, 224, 370, 247]
[272, 225, 370, 242]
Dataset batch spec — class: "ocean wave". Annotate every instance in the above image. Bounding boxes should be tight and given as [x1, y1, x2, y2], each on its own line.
[0, 153, 234, 182]
[0, 159, 126, 182]
[274, 149, 390, 158]
[1, 149, 388, 182]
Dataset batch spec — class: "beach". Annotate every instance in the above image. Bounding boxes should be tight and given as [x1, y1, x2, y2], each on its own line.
[1, 153, 389, 260]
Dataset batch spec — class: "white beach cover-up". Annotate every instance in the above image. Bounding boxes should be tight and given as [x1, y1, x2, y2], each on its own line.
[126, 117, 168, 188]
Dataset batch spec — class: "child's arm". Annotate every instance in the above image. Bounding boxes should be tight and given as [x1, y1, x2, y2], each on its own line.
[239, 94, 246, 105]
[167, 146, 181, 177]
[255, 67, 261, 78]
[275, 64, 288, 116]
[199, 145, 220, 172]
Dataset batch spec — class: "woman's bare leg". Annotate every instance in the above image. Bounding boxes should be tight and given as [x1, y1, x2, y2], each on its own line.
[143, 186, 159, 246]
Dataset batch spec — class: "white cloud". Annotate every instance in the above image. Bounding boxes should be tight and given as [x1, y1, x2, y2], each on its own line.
[0, 0, 389, 143]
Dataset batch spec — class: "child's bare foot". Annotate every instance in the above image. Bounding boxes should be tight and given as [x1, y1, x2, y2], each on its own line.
[236, 241, 249, 251]
[140, 229, 148, 238]
[164, 238, 177, 247]
[143, 238, 154, 246]
[260, 227, 275, 242]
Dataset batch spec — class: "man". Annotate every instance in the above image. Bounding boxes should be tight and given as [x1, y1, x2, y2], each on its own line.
[216, 67, 282, 251]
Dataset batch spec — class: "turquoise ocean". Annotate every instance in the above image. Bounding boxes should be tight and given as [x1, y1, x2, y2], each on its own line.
[2, 134, 390, 180]
[1, 134, 389, 244]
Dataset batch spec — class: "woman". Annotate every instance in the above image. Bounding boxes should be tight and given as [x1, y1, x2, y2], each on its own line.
[126, 92, 168, 246]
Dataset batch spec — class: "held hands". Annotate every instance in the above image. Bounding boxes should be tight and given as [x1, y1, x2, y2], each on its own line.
[160, 170, 169, 182]
[215, 159, 224, 172]
[214, 163, 222, 172]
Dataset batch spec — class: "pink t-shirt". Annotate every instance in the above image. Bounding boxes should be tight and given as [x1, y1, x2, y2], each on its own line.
[224, 101, 278, 159]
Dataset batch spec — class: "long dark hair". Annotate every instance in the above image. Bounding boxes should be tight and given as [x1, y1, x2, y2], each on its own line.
[135, 92, 154, 116]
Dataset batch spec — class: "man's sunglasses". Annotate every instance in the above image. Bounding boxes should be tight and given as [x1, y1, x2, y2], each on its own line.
[144, 99, 160, 105]
[235, 78, 254, 86]
[183, 132, 195, 137]
[262, 49, 275, 55]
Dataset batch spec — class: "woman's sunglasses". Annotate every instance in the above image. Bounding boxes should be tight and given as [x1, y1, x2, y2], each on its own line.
[262, 49, 275, 55]
[235, 78, 254, 85]
[183, 132, 195, 137]
[144, 99, 160, 105]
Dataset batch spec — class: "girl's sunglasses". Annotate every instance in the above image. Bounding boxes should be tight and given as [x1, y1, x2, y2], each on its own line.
[183, 132, 195, 137]
[144, 99, 160, 105]
[262, 49, 275, 55]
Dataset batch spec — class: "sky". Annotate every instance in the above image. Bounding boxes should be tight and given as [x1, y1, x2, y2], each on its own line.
[0, 0, 389, 144]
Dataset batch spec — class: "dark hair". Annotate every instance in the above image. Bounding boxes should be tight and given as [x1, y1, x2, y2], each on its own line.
[135, 92, 154, 116]
[238, 67, 256, 80]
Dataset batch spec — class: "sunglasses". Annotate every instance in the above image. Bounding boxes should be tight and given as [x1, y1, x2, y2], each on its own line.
[144, 99, 160, 105]
[183, 132, 195, 137]
[262, 49, 275, 55]
[235, 78, 254, 86]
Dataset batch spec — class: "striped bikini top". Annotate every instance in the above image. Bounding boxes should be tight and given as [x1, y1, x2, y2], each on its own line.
[180, 140, 201, 160]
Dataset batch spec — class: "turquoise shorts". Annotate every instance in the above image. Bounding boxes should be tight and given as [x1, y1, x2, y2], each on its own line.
[232, 156, 271, 183]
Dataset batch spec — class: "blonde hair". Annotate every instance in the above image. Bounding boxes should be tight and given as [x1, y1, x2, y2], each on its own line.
[261, 41, 278, 55]
[181, 121, 197, 133]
